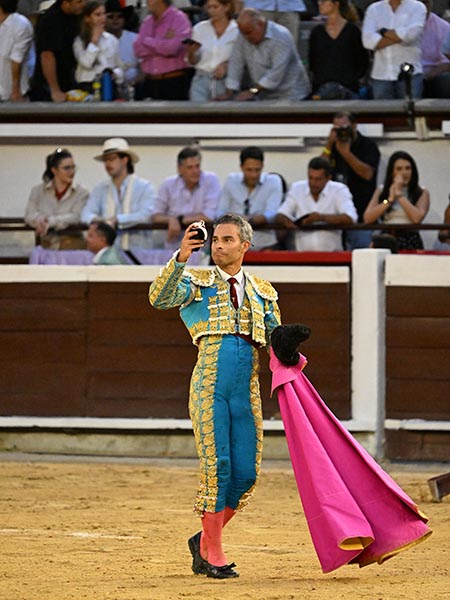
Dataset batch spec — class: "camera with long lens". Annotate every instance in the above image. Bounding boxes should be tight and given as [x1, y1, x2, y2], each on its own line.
[335, 126, 354, 142]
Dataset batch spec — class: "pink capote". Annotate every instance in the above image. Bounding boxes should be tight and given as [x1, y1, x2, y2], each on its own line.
[270, 350, 432, 574]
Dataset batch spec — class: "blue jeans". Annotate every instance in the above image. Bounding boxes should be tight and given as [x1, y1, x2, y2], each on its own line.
[344, 229, 373, 250]
[189, 72, 227, 102]
[371, 74, 423, 99]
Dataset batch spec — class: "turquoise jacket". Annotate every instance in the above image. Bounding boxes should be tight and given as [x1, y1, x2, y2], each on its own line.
[149, 256, 281, 347]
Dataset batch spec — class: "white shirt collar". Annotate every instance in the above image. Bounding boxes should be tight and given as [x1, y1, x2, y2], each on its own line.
[216, 265, 244, 286]
[93, 246, 109, 264]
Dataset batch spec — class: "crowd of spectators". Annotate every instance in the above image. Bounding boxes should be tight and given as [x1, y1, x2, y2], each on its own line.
[22, 129, 450, 264]
[1, 0, 450, 102]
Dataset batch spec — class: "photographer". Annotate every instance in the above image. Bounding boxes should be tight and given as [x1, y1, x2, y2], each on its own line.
[322, 111, 380, 249]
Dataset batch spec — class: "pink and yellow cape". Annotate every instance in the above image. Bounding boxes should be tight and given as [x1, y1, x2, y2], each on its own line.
[270, 350, 432, 574]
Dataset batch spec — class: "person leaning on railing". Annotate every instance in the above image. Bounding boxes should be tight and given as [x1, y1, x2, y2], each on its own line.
[275, 156, 357, 252]
[24, 147, 89, 250]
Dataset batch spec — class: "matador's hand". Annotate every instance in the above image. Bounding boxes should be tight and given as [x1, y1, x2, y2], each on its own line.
[177, 223, 206, 262]
[271, 324, 311, 366]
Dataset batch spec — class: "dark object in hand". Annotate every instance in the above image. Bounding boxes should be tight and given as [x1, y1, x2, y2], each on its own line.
[295, 214, 311, 226]
[191, 220, 208, 252]
[335, 126, 353, 142]
[271, 324, 311, 366]
[182, 38, 199, 45]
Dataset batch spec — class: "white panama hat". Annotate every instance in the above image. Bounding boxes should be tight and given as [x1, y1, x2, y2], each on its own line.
[94, 138, 140, 164]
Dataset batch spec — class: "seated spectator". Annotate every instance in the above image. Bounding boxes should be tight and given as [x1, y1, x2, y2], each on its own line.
[243, 0, 305, 43]
[308, 0, 368, 100]
[73, 0, 123, 96]
[186, 0, 238, 102]
[151, 145, 221, 250]
[0, 0, 34, 102]
[104, 0, 140, 93]
[276, 156, 357, 251]
[30, 0, 85, 102]
[86, 220, 128, 263]
[25, 147, 89, 249]
[81, 138, 155, 249]
[322, 111, 380, 249]
[363, 150, 430, 250]
[217, 7, 310, 101]
[133, 0, 192, 100]
[218, 145, 283, 249]
[420, 0, 450, 98]
[362, 0, 426, 99]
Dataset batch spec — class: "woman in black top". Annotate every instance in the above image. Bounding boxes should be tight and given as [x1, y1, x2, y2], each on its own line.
[308, 0, 368, 99]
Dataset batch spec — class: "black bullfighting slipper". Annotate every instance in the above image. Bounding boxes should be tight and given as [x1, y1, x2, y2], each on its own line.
[271, 323, 311, 366]
[188, 531, 207, 575]
[205, 561, 239, 579]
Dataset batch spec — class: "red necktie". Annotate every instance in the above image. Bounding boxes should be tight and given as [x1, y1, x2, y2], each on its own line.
[228, 277, 239, 310]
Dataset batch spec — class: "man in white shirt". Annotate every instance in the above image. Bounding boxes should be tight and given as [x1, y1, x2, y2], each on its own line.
[218, 146, 284, 250]
[82, 138, 155, 250]
[362, 0, 426, 99]
[276, 156, 357, 252]
[0, 0, 33, 101]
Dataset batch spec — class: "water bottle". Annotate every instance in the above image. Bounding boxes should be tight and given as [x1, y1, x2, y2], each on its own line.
[101, 69, 113, 101]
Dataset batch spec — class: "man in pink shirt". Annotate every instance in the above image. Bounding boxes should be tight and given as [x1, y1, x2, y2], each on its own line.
[133, 0, 192, 100]
[420, 0, 450, 98]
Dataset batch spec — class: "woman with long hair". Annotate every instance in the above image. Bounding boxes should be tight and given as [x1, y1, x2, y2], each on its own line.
[186, 0, 238, 102]
[364, 151, 430, 250]
[73, 0, 123, 96]
[24, 148, 89, 249]
[308, 0, 368, 99]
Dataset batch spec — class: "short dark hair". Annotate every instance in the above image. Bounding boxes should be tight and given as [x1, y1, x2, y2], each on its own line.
[308, 156, 332, 177]
[333, 111, 356, 124]
[371, 233, 399, 253]
[177, 146, 201, 166]
[240, 146, 264, 165]
[95, 221, 117, 246]
[0, 0, 18, 13]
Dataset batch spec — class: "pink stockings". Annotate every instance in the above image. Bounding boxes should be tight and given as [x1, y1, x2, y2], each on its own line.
[200, 506, 236, 566]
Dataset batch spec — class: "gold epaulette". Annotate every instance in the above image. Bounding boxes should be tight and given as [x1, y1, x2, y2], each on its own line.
[247, 274, 278, 301]
[186, 268, 216, 287]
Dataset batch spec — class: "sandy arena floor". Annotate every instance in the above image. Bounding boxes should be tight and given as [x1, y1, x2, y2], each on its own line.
[0, 455, 449, 600]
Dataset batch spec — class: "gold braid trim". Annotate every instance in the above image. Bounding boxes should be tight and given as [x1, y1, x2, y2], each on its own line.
[237, 347, 263, 512]
[247, 274, 278, 302]
[186, 268, 216, 287]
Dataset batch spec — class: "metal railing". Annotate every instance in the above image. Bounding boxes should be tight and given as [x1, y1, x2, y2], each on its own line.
[1, 218, 449, 234]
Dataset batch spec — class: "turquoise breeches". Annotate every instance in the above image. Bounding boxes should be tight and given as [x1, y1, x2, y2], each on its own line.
[189, 334, 263, 514]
